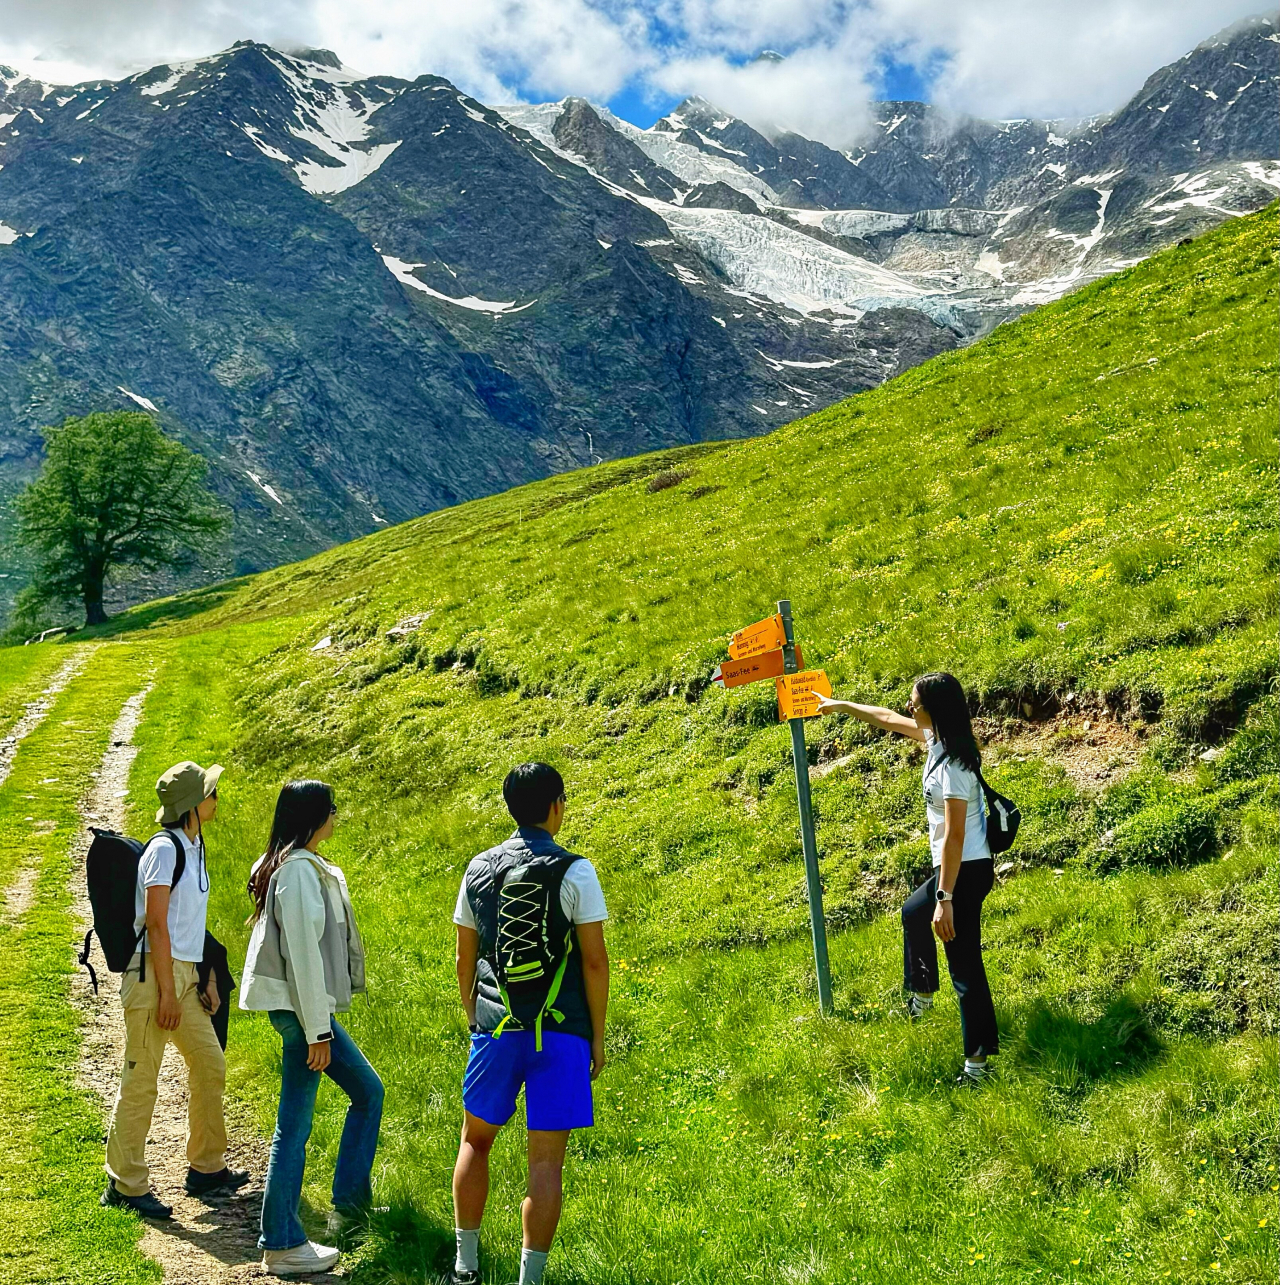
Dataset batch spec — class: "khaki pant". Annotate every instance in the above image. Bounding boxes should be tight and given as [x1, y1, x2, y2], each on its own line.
[104, 956, 228, 1197]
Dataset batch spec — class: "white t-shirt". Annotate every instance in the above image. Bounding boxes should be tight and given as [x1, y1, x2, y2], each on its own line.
[134, 829, 209, 963]
[453, 858, 608, 930]
[922, 732, 990, 867]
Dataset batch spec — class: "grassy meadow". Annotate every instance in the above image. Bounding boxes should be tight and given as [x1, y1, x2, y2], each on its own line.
[0, 205, 1275, 1284]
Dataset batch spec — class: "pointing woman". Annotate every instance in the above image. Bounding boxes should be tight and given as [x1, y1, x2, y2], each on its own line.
[240, 781, 384, 1277]
[818, 673, 999, 1085]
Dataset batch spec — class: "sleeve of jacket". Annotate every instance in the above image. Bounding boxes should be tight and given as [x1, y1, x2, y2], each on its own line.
[274, 860, 333, 1044]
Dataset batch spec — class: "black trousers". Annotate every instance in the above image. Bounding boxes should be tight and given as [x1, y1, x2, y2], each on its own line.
[902, 858, 999, 1058]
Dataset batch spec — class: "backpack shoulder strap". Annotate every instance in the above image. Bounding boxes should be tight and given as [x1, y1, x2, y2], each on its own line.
[152, 828, 187, 889]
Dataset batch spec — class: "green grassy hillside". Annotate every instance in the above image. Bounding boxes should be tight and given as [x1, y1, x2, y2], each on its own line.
[3, 206, 1277, 1284]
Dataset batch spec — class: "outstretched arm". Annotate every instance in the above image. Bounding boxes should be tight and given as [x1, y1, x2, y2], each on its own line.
[816, 696, 926, 742]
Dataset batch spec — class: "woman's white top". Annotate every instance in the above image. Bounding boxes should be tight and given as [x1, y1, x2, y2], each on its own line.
[922, 731, 990, 866]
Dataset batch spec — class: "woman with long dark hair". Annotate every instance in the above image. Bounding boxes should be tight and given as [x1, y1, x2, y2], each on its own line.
[240, 781, 383, 1277]
[818, 673, 999, 1084]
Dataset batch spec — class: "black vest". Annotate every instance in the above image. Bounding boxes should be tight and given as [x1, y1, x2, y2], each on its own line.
[464, 829, 593, 1042]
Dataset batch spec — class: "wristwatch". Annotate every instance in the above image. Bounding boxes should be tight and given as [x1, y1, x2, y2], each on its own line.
[935, 889, 954, 904]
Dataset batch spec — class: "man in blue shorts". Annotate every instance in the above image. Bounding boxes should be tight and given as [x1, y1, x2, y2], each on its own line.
[450, 763, 609, 1285]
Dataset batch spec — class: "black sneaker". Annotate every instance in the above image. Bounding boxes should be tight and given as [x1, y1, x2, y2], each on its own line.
[185, 1166, 251, 1197]
[101, 1181, 173, 1219]
[450, 1270, 481, 1285]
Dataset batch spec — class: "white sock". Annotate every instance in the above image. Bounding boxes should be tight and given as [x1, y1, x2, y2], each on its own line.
[455, 1229, 479, 1274]
[519, 1248, 549, 1285]
[964, 1058, 988, 1077]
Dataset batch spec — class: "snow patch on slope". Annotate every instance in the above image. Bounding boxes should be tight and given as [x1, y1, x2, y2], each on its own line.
[117, 386, 158, 412]
[1011, 187, 1114, 304]
[382, 255, 535, 313]
[249, 50, 402, 195]
[248, 471, 284, 504]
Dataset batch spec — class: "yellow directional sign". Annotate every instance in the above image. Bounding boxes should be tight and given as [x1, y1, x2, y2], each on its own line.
[711, 644, 804, 689]
[728, 613, 786, 660]
[775, 669, 832, 721]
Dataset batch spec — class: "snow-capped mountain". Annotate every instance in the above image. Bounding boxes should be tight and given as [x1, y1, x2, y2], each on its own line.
[500, 13, 1277, 323]
[0, 15, 1274, 597]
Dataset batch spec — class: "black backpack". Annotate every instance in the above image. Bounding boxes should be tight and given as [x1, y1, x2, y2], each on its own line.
[489, 856, 578, 1050]
[81, 827, 187, 993]
[978, 772, 1021, 855]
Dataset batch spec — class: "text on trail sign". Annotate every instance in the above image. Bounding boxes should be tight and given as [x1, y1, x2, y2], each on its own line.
[775, 669, 832, 720]
[711, 643, 804, 689]
[728, 613, 786, 661]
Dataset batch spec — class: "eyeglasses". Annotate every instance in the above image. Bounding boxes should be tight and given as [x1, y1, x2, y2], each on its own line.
[329, 804, 338, 815]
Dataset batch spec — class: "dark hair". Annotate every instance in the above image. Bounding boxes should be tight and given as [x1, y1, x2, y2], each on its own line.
[914, 673, 982, 774]
[248, 780, 336, 919]
[503, 762, 565, 827]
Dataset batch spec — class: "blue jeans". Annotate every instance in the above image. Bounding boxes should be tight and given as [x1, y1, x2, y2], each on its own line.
[259, 1012, 384, 1251]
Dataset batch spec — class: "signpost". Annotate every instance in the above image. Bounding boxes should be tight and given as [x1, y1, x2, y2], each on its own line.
[711, 644, 803, 690]
[713, 599, 834, 1016]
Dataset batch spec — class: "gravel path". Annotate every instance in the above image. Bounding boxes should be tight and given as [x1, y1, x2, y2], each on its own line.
[69, 688, 321, 1283]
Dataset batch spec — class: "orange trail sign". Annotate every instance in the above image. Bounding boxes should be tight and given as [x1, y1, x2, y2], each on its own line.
[775, 669, 832, 720]
[711, 644, 803, 689]
[728, 613, 786, 660]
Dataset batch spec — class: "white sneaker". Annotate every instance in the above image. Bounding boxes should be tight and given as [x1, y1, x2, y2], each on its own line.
[262, 1240, 341, 1276]
[906, 991, 935, 1020]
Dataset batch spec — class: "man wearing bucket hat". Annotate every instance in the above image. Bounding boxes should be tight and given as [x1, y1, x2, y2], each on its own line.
[102, 761, 249, 1219]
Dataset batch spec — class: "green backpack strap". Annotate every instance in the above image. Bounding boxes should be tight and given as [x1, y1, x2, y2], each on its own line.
[532, 931, 575, 1052]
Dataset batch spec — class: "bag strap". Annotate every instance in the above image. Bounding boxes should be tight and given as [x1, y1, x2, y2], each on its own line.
[136, 829, 189, 980]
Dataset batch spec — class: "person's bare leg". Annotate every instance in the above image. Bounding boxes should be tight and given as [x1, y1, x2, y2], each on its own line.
[453, 1111, 501, 1230]
[522, 1129, 570, 1252]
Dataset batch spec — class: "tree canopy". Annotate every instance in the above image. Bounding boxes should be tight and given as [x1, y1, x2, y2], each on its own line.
[13, 411, 226, 626]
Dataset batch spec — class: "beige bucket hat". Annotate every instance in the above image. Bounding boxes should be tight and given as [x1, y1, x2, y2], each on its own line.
[155, 761, 223, 825]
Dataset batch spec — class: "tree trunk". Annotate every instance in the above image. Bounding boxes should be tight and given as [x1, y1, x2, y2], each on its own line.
[84, 569, 108, 626]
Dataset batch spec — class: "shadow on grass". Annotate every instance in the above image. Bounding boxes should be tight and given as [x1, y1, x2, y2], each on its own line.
[341, 1205, 457, 1284]
[72, 577, 256, 640]
[341, 1204, 605, 1285]
[1016, 994, 1163, 1085]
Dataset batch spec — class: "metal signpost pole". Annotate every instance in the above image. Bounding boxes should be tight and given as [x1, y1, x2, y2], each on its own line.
[777, 599, 834, 1016]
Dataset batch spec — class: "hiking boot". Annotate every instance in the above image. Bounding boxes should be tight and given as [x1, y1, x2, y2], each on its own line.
[262, 1240, 340, 1277]
[100, 1181, 173, 1219]
[449, 1270, 481, 1285]
[185, 1165, 251, 1197]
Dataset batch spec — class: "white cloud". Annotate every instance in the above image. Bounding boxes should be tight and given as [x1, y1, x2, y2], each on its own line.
[858, 0, 1267, 120]
[0, 0, 1266, 143]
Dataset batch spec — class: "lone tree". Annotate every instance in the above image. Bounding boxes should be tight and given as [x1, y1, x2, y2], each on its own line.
[13, 411, 226, 626]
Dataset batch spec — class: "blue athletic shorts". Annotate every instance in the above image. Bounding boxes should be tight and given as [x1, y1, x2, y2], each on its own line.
[463, 1030, 594, 1132]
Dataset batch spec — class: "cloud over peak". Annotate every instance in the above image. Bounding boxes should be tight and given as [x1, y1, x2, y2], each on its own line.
[0, 0, 1265, 145]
